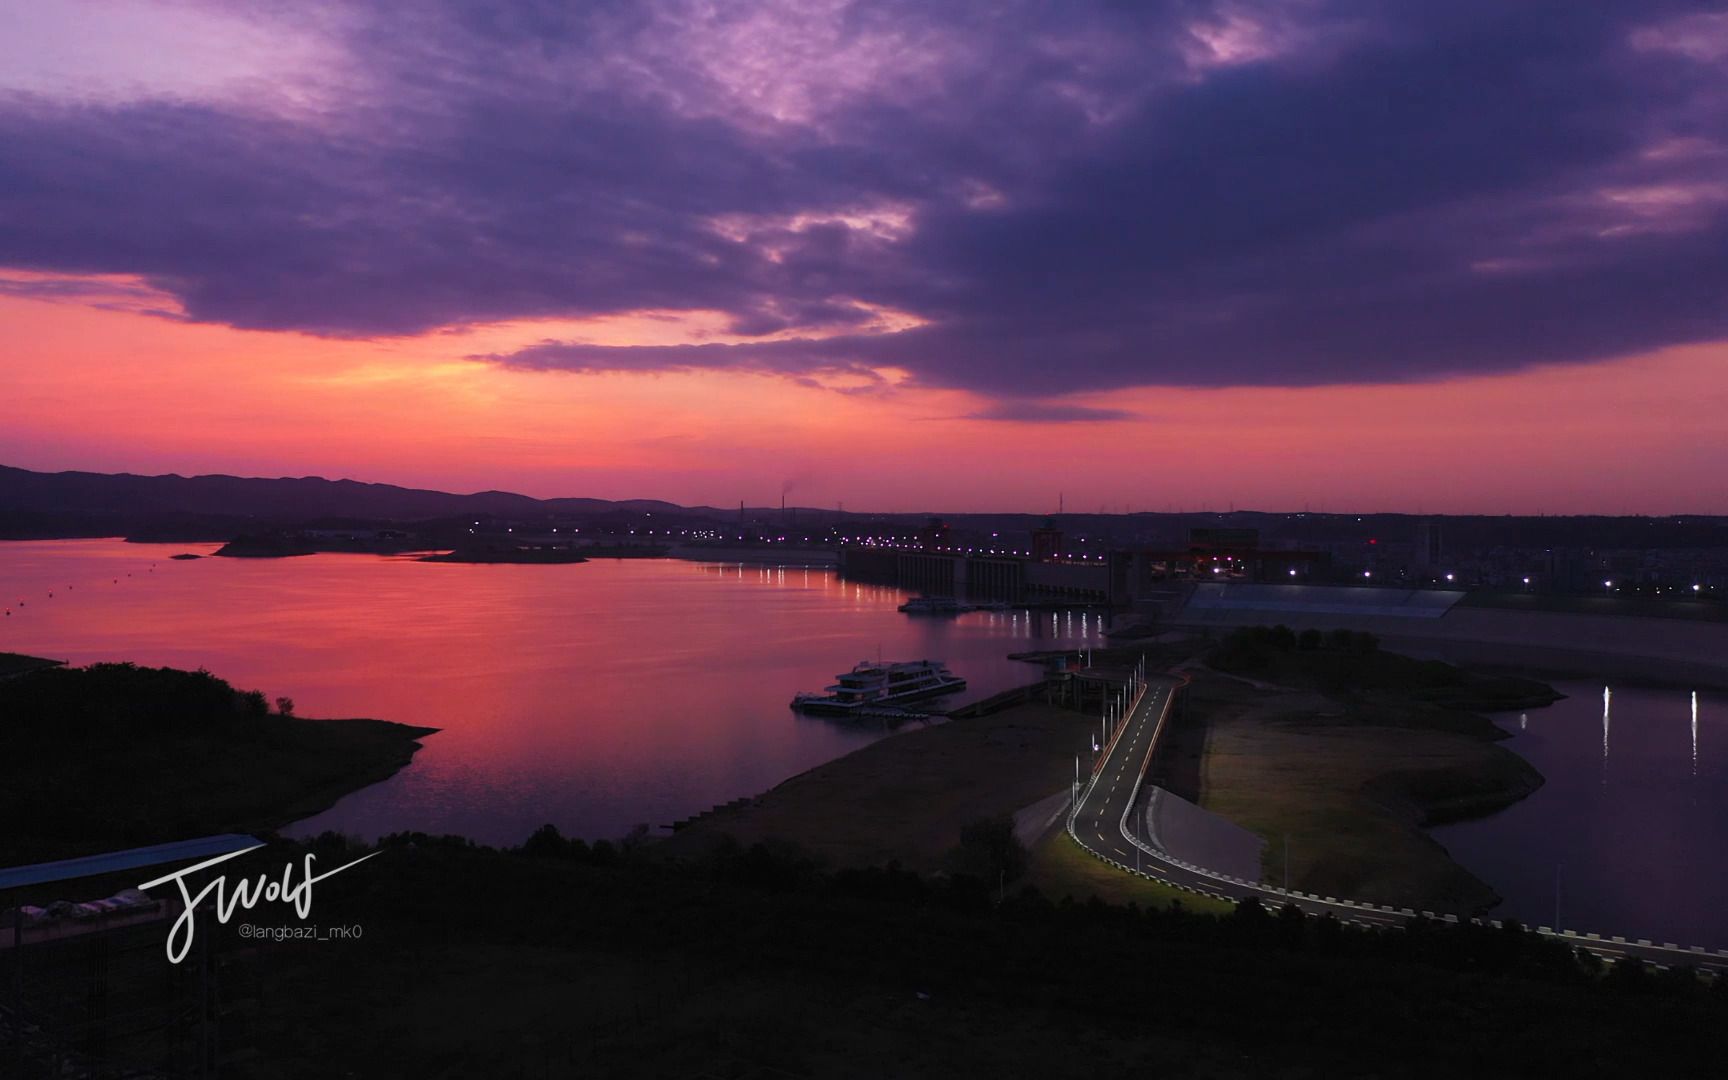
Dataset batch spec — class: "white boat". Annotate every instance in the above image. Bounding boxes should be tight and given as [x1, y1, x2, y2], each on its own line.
[791, 660, 966, 714]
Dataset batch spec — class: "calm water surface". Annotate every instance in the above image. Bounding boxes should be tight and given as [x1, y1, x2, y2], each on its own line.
[0, 540, 1101, 845]
[1433, 682, 1728, 949]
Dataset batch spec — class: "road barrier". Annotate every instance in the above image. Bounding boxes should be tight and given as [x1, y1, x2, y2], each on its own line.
[1064, 671, 1727, 974]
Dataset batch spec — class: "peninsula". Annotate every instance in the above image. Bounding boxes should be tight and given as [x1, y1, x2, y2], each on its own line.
[0, 653, 436, 866]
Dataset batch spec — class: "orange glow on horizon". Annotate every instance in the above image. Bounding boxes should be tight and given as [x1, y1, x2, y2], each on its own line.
[3, 283, 1725, 515]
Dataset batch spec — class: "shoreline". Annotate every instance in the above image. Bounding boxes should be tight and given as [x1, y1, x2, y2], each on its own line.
[650, 670, 1215, 910]
[648, 639, 1556, 915]
[0, 652, 439, 870]
[256, 717, 441, 835]
[1176, 667, 1548, 912]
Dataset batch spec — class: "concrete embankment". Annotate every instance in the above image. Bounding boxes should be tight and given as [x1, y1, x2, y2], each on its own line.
[1170, 586, 1728, 688]
[1139, 786, 1264, 883]
[666, 544, 838, 565]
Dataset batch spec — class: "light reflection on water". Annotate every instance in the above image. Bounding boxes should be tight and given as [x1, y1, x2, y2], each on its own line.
[0, 540, 1101, 845]
[1433, 681, 1728, 949]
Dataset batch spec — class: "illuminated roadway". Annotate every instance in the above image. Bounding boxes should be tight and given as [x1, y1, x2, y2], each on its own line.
[1068, 675, 1728, 974]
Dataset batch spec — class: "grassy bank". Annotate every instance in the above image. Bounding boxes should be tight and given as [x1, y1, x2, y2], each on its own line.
[659, 685, 1210, 908]
[0, 655, 436, 866]
[1180, 669, 1541, 912]
[659, 700, 1092, 872]
[1209, 624, 1561, 712]
[1025, 830, 1231, 914]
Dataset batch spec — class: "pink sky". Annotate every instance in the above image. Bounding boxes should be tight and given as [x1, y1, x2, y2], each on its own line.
[3, 281, 1724, 515]
[3, 4, 1727, 515]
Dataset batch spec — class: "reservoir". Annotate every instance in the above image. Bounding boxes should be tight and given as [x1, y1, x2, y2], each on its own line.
[1432, 681, 1728, 950]
[9, 539, 1723, 949]
[0, 539, 1101, 845]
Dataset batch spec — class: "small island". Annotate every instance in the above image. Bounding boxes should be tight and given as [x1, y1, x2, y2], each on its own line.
[214, 529, 427, 558]
[213, 533, 320, 558]
[419, 544, 590, 563]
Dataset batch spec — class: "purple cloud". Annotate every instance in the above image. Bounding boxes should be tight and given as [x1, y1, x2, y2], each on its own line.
[959, 402, 1140, 423]
[1, 0, 1725, 402]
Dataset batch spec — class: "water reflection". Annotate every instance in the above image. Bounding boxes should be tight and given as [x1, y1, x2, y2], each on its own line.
[0, 540, 1104, 846]
[1602, 685, 1611, 783]
[1434, 680, 1728, 949]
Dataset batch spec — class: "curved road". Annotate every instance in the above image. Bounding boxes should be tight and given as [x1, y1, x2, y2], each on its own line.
[1068, 675, 1728, 974]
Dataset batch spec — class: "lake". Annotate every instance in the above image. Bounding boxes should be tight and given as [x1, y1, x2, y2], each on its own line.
[0, 539, 1101, 845]
[1432, 681, 1728, 950]
[11, 539, 1723, 948]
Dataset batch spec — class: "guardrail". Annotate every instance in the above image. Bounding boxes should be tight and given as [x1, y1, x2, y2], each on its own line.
[1064, 674, 1728, 973]
[1063, 676, 1149, 841]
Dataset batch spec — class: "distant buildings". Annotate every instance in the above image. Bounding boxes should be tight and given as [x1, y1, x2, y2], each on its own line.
[1030, 518, 1065, 561]
[1415, 521, 1442, 568]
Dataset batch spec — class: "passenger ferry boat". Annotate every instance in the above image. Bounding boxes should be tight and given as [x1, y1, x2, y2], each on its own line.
[790, 660, 967, 714]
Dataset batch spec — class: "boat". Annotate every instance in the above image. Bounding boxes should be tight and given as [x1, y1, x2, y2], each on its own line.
[897, 595, 972, 615]
[791, 660, 967, 714]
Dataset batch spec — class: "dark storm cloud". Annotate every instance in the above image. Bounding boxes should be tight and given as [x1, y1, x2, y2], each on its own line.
[959, 402, 1140, 423]
[2, 0, 1725, 397]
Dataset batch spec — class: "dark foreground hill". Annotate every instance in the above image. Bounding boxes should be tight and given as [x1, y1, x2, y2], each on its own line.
[0, 655, 435, 865]
[202, 832, 1728, 1076]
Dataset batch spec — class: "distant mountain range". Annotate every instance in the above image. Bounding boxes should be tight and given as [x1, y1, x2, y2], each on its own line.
[0, 464, 713, 520]
[3, 464, 1725, 550]
[0, 464, 753, 540]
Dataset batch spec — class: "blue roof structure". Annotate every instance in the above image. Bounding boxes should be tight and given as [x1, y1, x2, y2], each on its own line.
[0, 834, 262, 890]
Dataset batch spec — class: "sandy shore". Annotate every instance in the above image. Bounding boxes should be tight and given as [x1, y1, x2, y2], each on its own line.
[653, 649, 1544, 915]
[653, 690, 1218, 909]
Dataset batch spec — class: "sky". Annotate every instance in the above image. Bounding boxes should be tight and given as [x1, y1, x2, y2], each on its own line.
[0, 0, 1725, 514]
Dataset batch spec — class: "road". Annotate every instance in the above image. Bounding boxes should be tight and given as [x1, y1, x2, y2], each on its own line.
[1068, 675, 1728, 974]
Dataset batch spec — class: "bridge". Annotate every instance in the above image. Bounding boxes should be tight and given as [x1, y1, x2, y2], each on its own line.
[1068, 673, 1728, 974]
